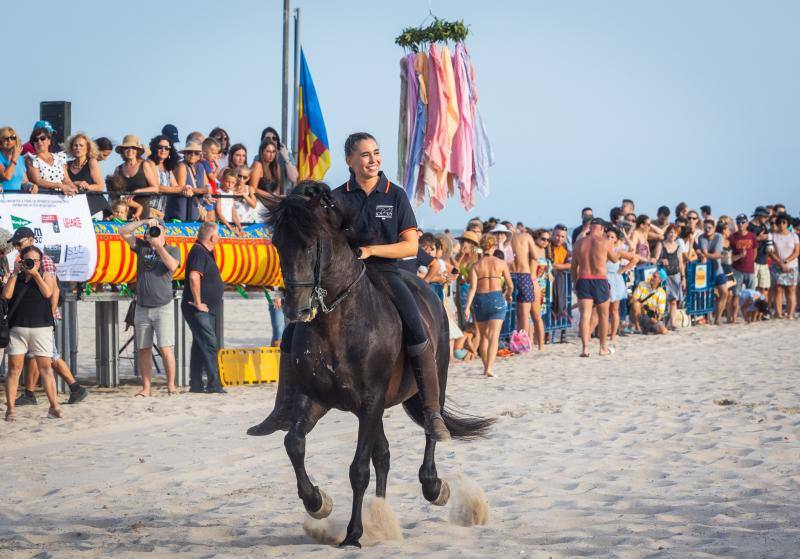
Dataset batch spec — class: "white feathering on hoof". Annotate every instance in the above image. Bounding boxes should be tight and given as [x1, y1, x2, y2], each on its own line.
[448, 474, 490, 527]
[308, 490, 333, 519]
[432, 479, 450, 506]
[303, 497, 402, 546]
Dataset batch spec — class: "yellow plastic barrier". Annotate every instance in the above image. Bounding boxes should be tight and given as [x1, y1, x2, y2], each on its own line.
[218, 347, 280, 387]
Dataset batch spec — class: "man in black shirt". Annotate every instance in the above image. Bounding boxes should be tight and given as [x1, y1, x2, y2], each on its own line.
[182, 222, 225, 393]
[749, 207, 772, 295]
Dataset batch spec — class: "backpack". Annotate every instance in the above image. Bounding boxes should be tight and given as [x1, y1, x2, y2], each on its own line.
[509, 329, 532, 354]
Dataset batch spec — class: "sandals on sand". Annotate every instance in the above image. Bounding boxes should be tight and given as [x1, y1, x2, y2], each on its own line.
[47, 407, 63, 419]
[4, 410, 15, 422]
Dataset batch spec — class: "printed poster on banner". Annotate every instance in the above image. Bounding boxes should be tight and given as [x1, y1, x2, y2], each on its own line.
[0, 194, 98, 281]
[694, 263, 708, 290]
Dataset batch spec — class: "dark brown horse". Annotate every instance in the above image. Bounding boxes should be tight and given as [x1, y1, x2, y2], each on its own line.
[263, 182, 492, 547]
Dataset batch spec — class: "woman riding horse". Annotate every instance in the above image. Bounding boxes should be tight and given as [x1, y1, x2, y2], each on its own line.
[248, 132, 450, 441]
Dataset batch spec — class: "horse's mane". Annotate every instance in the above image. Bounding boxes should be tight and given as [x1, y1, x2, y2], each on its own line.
[267, 180, 352, 248]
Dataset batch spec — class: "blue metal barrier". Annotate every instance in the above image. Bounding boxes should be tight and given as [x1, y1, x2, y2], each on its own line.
[498, 270, 573, 343]
[685, 261, 716, 316]
[634, 264, 658, 285]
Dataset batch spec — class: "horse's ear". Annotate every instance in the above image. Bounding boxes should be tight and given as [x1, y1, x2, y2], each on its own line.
[263, 193, 284, 212]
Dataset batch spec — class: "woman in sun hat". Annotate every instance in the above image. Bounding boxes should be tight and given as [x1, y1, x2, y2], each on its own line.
[113, 134, 160, 218]
[165, 141, 207, 222]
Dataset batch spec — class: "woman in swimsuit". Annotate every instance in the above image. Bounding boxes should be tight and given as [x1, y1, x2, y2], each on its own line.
[465, 234, 513, 378]
[528, 229, 550, 350]
[606, 227, 638, 342]
[630, 214, 661, 265]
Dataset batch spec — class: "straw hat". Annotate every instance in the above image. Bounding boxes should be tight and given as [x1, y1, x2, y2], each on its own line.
[180, 141, 203, 154]
[456, 230, 480, 246]
[115, 134, 145, 154]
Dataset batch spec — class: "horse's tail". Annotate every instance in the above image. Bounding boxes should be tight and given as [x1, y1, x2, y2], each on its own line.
[403, 395, 495, 440]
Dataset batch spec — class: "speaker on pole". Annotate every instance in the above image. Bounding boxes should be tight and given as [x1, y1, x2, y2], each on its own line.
[39, 101, 71, 146]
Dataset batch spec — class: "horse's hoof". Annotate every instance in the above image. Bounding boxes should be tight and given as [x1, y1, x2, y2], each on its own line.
[433, 479, 450, 506]
[246, 415, 289, 436]
[308, 490, 333, 519]
[338, 536, 362, 548]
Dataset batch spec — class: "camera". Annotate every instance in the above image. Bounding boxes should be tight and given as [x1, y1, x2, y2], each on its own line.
[148, 226, 162, 238]
[22, 258, 35, 270]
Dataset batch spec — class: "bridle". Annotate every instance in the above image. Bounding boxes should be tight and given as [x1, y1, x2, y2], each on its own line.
[283, 239, 366, 315]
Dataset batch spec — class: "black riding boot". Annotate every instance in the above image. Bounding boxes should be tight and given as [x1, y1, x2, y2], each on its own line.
[246, 350, 294, 436]
[408, 340, 451, 442]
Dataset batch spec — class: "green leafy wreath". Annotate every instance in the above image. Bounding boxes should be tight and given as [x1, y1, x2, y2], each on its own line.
[395, 17, 469, 52]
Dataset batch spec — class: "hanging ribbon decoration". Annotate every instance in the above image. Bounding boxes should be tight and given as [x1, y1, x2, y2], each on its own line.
[395, 17, 495, 213]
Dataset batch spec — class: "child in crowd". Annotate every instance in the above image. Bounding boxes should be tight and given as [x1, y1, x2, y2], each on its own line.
[200, 138, 220, 220]
[110, 200, 130, 222]
[233, 165, 257, 224]
[739, 288, 769, 322]
[215, 168, 243, 235]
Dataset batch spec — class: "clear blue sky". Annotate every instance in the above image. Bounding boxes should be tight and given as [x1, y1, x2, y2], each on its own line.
[5, 0, 798, 230]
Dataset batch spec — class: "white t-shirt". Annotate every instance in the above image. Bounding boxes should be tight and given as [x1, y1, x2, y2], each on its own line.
[772, 231, 799, 268]
[217, 195, 235, 222]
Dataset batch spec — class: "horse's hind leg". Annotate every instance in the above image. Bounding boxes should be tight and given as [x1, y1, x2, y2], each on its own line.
[372, 417, 390, 499]
[419, 435, 450, 506]
[340, 404, 382, 548]
[284, 393, 332, 519]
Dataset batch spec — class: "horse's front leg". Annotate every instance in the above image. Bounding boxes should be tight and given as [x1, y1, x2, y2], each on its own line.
[340, 402, 383, 548]
[284, 393, 332, 519]
[419, 434, 450, 506]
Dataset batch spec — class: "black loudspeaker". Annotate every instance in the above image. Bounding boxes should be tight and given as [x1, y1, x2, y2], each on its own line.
[40, 101, 71, 146]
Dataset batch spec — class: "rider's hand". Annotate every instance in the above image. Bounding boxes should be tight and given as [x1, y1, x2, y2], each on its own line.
[357, 246, 372, 260]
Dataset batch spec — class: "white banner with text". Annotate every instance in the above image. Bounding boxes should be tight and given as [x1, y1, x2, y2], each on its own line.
[0, 193, 97, 281]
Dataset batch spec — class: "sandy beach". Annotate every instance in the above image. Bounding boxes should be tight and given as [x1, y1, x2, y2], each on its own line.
[1, 302, 799, 558]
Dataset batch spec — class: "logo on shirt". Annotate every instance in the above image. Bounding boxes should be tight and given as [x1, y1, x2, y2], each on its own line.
[375, 205, 394, 220]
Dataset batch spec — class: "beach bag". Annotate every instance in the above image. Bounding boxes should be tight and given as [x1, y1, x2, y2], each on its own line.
[673, 308, 691, 328]
[509, 329, 531, 354]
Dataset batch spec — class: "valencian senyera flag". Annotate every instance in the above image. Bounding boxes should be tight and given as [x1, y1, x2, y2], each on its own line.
[297, 49, 331, 180]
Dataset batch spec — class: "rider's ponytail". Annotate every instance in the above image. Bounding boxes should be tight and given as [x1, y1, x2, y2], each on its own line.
[344, 132, 377, 157]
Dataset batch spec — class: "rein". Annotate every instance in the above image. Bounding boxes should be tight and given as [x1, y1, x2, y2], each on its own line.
[284, 240, 366, 314]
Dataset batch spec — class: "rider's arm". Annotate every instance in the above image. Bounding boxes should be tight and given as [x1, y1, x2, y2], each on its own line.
[359, 229, 418, 260]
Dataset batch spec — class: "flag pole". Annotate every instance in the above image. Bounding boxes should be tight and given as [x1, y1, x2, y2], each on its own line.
[281, 0, 290, 145]
[292, 8, 301, 160]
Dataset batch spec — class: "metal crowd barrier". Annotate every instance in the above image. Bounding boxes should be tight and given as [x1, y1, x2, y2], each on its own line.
[498, 270, 573, 343]
[685, 261, 716, 316]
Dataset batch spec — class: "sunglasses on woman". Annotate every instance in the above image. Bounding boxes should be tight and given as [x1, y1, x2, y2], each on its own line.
[34, 136, 49, 142]
[157, 145, 171, 151]
[1, 135, 17, 142]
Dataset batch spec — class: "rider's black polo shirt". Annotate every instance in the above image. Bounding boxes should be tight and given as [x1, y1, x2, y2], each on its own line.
[332, 171, 417, 267]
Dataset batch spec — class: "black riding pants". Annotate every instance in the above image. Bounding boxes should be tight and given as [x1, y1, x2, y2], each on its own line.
[280, 268, 428, 352]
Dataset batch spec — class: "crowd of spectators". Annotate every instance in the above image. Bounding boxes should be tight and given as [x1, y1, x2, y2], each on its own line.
[0, 120, 298, 230]
[409, 199, 797, 372]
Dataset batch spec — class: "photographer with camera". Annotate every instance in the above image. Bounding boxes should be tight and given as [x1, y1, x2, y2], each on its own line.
[119, 218, 180, 396]
[629, 268, 669, 335]
[8, 227, 88, 408]
[3, 246, 61, 421]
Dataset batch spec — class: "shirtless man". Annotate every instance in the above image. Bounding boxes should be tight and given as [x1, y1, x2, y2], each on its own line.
[510, 227, 537, 342]
[571, 218, 618, 357]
